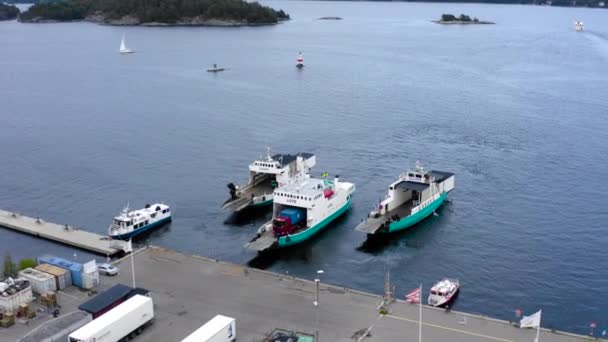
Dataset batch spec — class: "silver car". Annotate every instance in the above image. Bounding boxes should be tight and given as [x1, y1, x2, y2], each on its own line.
[98, 263, 119, 276]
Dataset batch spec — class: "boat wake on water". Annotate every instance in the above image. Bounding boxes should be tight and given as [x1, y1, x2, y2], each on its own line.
[584, 31, 608, 61]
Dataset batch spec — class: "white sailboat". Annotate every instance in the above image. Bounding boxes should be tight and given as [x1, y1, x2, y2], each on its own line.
[119, 35, 134, 54]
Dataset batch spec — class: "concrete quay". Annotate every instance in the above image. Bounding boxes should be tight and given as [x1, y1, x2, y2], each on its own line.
[0, 209, 126, 256]
[99, 247, 589, 342]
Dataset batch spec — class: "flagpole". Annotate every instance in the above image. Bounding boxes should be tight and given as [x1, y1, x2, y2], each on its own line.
[535, 310, 541, 342]
[419, 284, 422, 342]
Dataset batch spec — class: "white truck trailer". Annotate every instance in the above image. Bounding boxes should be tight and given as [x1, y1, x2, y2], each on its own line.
[181, 315, 236, 342]
[68, 295, 154, 342]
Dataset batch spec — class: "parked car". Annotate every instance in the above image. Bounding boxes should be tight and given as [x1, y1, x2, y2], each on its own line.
[97, 263, 119, 276]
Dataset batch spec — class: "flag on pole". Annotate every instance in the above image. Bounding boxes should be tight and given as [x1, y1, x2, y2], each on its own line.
[322, 172, 328, 178]
[405, 287, 421, 304]
[520, 310, 542, 328]
[590, 322, 597, 328]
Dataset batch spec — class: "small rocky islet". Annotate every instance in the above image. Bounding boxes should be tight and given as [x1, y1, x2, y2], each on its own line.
[433, 13, 495, 25]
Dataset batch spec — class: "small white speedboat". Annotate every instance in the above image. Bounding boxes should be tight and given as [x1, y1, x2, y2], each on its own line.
[207, 64, 225, 72]
[428, 278, 460, 307]
[575, 21, 584, 32]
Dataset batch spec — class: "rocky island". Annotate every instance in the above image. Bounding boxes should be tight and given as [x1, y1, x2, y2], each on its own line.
[0, 3, 20, 21]
[433, 14, 495, 25]
[19, 0, 290, 26]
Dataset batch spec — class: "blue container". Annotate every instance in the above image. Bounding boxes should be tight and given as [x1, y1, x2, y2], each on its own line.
[279, 208, 304, 225]
[38, 255, 84, 288]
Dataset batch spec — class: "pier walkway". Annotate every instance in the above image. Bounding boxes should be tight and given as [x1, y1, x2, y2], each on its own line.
[0, 209, 126, 255]
[105, 247, 589, 342]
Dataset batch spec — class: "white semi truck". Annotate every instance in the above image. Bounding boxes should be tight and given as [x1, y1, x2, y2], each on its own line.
[68, 294, 154, 342]
[180, 315, 236, 342]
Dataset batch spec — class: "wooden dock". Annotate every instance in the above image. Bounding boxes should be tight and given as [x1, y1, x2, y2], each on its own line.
[0, 209, 127, 256]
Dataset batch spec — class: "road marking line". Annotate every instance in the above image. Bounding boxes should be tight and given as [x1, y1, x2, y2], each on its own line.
[57, 290, 79, 301]
[386, 314, 514, 342]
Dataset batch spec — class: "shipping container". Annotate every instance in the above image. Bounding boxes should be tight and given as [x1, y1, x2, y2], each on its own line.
[17, 310, 92, 342]
[0, 280, 33, 312]
[18, 268, 57, 294]
[78, 284, 133, 319]
[180, 315, 236, 342]
[68, 295, 154, 342]
[81, 271, 99, 290]
[35, 264, 72, 290]
[81, 260, 99, 290]
[38, 255, 84, 288]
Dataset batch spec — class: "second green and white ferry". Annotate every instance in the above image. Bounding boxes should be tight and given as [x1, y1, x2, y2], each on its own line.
[223, 148, 316, 213]
[355, 161, 454, 236]
[246, 174, 355, 251]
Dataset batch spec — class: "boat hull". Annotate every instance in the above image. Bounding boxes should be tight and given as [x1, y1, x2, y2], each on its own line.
[249, 198, 273, 208]
[277, 199, 351, 248]
[429, 288, 460, 308]
[388, 192, 447, 233]
[109, 217, 172, 240]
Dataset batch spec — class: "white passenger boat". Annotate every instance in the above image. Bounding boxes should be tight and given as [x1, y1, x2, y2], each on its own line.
[223, 148, 316, 212]
[428, 278, 460, 307]
[108, 203, 171, 240]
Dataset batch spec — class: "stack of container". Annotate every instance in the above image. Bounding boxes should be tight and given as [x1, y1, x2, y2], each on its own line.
[18, 268, 57, 295]
[37, 255, 99, 290]
[0, 279, 33, 312]
[36, 263, 72, 290]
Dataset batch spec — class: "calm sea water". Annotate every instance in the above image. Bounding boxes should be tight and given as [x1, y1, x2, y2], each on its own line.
[1, 1, 607, 334]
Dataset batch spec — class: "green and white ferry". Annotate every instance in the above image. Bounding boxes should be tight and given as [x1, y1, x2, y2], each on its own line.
[246, 174, 355, 251]
[355, 161, 454, 236]
[223, 148, 316, 213]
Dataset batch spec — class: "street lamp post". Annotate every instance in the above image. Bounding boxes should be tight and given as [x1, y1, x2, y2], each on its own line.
[127, 239, 135, 288]
[314, 270, 324, 342]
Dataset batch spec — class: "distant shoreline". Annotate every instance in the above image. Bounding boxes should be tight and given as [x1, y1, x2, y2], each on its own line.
[20, 15, 289, 27]
[18, 0, 290, 26]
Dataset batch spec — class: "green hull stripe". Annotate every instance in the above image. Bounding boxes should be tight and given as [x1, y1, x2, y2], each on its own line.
[278, 199, 351, 247]
[388, 192, 447, 233]
[249, 198, 273, 207]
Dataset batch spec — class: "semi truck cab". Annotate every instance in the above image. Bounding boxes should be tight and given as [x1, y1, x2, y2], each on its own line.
[273, 208, 304, 236]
